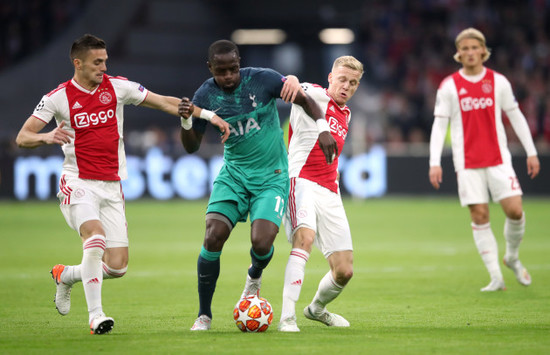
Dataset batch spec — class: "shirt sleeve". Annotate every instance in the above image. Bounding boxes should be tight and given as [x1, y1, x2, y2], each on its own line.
[505, 107, 538, 156]
[429, 116, 449, 166]
[31, 95, 56, 124]
[111, 77, 148, 106]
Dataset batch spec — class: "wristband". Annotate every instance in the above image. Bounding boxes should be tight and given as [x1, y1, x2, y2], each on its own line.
[180, 116, 192, 130]
[199, 109, 215, 121]
[316, 119, 330, 133]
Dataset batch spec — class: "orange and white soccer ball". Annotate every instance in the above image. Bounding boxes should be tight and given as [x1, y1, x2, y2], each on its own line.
[233, 295, 273, 332]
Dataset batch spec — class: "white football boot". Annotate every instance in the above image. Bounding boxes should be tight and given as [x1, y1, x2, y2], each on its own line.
[90, 314, 114, 335]
[278, 315, 300, 332]
[240, 274, 262, 299]
[503, 257, 531, 286]
[190, 315, 211, 331]
[480, 278, 506, 292]
[303, 305, 350, 327]
[50, 264, 72, 315]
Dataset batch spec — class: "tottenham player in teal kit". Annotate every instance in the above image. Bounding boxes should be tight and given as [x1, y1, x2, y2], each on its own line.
[178, 39, 337, 330]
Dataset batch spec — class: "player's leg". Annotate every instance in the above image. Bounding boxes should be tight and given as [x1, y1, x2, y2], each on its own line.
[241, 218, 277, 298]
[488, 165, 531, 286]
[458, 169, 504, 291]
[469, 203, 505, 291]
[279, 178, 316, 331]
[244, 181, 288, 299]
[304, 250, 352, 327]
[191, 214, 232, 331]
[279, 227, 313, 332]
[500, 196, 531, 285]
[303, 188, 352, 327]
[78, 219, 114, 334]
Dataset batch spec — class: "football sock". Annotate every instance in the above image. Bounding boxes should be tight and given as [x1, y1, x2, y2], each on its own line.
[310, 271, 344, 313]
[472, 222, 503, 281]
[81, 235, 106, 322]
[60, 262, 127, 283]
[61, 264, 81, 285]
[197, 247, 221, 319]
[248, 246, 274, 279]
[281, 248, 309, 321]
[504, 212, 525, 261]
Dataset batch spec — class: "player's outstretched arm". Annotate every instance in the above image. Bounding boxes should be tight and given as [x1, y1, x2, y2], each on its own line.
[293, 90, 338, 164]
[16, 118, 73, 149]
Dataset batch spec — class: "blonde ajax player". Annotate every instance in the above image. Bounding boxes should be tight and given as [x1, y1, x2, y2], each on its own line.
[279, 56, 364, 332]
[16, 34, 228, 334]
[429, 28, 540, 292]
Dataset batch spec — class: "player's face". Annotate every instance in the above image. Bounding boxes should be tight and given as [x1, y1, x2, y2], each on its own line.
[208, 52, 241, 92]
[456, 38, 485, 70]
[327, 66, 361, 107]
[75, 48, 108, 90]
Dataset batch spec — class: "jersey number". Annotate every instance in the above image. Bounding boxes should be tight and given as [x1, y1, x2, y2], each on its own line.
[274, 196, 285, 218]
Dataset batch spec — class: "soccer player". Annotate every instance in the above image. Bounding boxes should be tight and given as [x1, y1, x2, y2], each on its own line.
[15, 34, 229, 335]
[278, 56, 364, 332]
[178, 39, 338, 331]
[429, 28, 540, 292]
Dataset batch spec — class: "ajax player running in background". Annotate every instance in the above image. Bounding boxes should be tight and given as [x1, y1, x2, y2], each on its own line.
[429, 28, 540, 292]
[16, 34, 228, 334]
[179, 39, 337, 331]
[279, 56, 364, 332]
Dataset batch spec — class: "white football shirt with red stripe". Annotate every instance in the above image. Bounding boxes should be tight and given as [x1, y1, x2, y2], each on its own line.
[434, 67, 518, 171]
[287, 83, 350, 193]
[31, 74, 148, 180]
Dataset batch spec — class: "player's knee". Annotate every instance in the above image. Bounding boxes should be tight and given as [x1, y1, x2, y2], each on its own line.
[251, 241, 272, 256]
[506, 208, 523, 221]
[334, 266, 353, 285]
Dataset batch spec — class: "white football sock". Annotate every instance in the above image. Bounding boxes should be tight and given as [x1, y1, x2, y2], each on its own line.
[280, 248, 309, 321]
[472, 222, 503, 281]
[310, 271, 344, 313]
[504, 212, 525, 262]
[81, 235, 106, 322]
[60, 264, 81, 285]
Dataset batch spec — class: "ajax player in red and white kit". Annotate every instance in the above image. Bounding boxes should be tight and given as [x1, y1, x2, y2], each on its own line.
[278, 56, 364, 332]
[16, 34, 229, 334]
[429, 28, 540, 292]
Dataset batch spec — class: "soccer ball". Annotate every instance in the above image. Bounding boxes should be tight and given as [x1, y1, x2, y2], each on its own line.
[233, 295, 273, 332]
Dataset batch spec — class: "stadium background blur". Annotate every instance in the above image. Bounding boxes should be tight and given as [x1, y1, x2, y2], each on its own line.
[1, 0, 549, 199]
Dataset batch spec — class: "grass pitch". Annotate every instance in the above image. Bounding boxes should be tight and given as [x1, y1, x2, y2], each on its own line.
[0, 197, 549, 354]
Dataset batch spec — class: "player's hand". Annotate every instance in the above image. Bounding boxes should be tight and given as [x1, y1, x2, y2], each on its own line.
[429, 166, 443, 190]
[46, 121, 74, 146]
[280, 75, 304, 103]
[526, 155, 540, 179]
[211, 115, 230, 143]
[318, 131, 338, 164]
[178, 97, 194, 118]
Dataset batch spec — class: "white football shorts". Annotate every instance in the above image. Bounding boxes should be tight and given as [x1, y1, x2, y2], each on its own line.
[57, 174, 128, 248]
[284, 177, 352, 258]
[456, 163, 522, 206]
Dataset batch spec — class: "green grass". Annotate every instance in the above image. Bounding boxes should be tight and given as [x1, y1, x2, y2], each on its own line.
[0, 197, 549, 354]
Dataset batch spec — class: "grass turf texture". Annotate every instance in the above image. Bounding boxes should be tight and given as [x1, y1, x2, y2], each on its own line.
[0, 197, 548, 354]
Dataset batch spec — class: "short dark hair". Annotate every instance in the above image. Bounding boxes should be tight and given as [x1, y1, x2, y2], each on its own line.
[208, 40, 239, 62]
[70, 34, 106, 61]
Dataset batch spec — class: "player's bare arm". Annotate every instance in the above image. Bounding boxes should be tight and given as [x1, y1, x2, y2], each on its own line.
[293, 90, 338, 164]
[139, 91, 181, 115]
[280, 75, 304, 103]
[429, 166, 443, 190]
[16, 118, 74, 149]
[526, 155, 540, 179]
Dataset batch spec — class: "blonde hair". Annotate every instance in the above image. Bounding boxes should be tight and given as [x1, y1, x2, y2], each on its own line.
[333, 56, 364, 79]
[453, 27, 491, 63]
